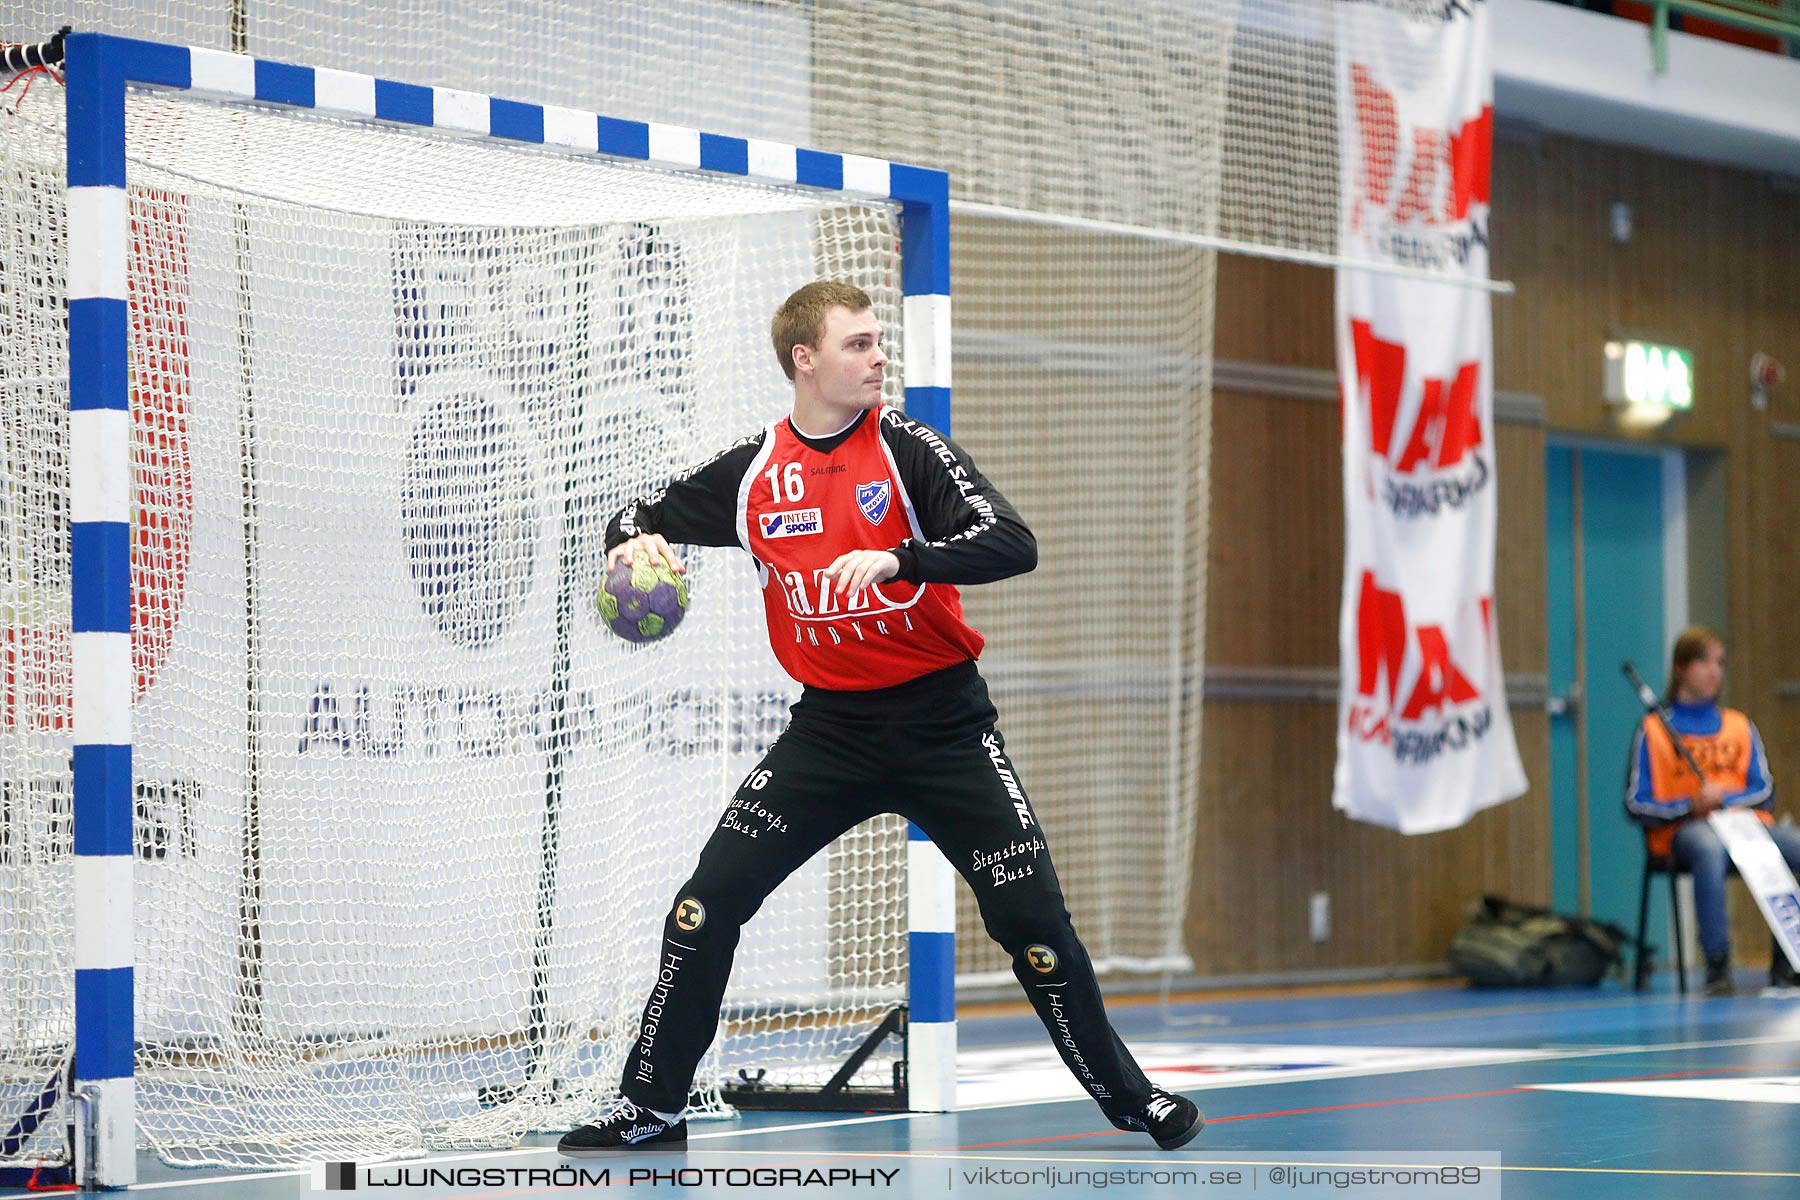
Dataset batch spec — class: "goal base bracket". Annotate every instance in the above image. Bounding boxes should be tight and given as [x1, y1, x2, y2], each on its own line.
[720, 1004, 910, 1112]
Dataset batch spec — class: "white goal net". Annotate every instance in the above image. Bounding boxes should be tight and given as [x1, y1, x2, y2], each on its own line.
[0, 0, 1406, 1034]
[1, 79, 909, 1168]
[0, 1, 1448, 1173]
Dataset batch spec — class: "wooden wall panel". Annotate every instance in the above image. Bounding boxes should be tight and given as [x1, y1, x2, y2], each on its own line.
[1205, 389, 1340, 668]
[1483, 129, 1792, 780]
[1189, 704, 1550, 974]
[1189, 377, 1549, 975]
[1188, 125, 1799, 977]
[1488, 128, 1800, 967]
[1493, 423, 1548, 682]
[1214, 256, 1336, 369]
[1490, 130, 1800, 451]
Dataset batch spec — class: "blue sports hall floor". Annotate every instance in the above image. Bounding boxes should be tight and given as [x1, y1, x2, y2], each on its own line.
[11, 971, 1798, 1199]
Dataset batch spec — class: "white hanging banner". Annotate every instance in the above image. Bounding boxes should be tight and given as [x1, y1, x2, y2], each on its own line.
[1333, 0, 1526, 833]
[1709, 810, 1800, 973]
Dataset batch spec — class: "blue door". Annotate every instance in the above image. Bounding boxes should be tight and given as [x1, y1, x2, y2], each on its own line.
[1546, 445, 1673, 941]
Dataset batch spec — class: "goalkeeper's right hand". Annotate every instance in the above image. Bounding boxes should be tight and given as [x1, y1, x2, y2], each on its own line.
[607, 533, 684, 574]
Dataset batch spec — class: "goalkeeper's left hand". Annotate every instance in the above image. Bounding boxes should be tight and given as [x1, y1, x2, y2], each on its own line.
[607, 532, 683, 573]
[822, 549, 899, 596]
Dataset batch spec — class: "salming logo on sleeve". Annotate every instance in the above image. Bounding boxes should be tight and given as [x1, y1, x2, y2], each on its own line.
[882, 409, 1000, 549]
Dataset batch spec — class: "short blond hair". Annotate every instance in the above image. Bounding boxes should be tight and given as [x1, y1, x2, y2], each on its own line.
[771, 281, 872, 381]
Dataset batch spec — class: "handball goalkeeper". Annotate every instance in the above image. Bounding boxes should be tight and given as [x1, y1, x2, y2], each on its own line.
[559, 281, 1201, 1155]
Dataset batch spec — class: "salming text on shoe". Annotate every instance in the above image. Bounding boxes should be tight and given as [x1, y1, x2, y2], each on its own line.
[1107, 1087, 1203, 1150]
[558, 1100, 687, 1155]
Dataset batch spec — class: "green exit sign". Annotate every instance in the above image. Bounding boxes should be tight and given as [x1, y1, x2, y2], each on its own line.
[1604, 339, 1694, 413]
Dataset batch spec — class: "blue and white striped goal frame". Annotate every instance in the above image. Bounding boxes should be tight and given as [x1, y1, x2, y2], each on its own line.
[62, 30, 955, 1186]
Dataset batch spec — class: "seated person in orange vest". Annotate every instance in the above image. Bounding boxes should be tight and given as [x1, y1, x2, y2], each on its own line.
[1625, 627, 1800, 995]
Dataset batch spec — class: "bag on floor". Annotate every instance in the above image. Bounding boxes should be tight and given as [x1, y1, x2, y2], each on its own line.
[1448, 895, 1627, 987]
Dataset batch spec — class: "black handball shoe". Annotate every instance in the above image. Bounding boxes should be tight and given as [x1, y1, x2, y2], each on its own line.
[1770, 939, 1799, 990]
[557, 1099, 687, 1155]
[1107, 1086, 1204, 1150]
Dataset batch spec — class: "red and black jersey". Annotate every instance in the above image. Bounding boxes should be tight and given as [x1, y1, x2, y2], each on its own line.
[606, 406, 1036, 691]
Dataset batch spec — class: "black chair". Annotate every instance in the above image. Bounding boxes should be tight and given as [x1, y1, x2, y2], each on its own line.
[1633, 844, 1737, 994]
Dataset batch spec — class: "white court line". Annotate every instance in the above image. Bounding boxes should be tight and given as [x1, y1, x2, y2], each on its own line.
[1134, 990, 1712, 1040]
[1528, 1077, 1800, 1104]
[105, 1030, 1800, 1190]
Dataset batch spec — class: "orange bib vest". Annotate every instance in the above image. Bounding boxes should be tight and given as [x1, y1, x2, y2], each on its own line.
[1641, 707, 1771, 855]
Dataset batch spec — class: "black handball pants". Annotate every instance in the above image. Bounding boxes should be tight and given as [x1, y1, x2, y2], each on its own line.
[618, 659, 1154, 1116]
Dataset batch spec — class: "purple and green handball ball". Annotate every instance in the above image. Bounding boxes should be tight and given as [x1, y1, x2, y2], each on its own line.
[599, 550, 689, 643]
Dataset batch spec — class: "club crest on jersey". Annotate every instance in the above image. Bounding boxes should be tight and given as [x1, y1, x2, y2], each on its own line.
[856, 480, 892, 525]
[761, 507, 823, 538]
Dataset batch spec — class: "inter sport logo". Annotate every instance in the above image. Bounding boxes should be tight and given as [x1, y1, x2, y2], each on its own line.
[760, 508, 824, 538]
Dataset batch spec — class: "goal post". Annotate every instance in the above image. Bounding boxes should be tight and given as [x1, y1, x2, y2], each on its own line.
[20, 30, 958, 1186]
